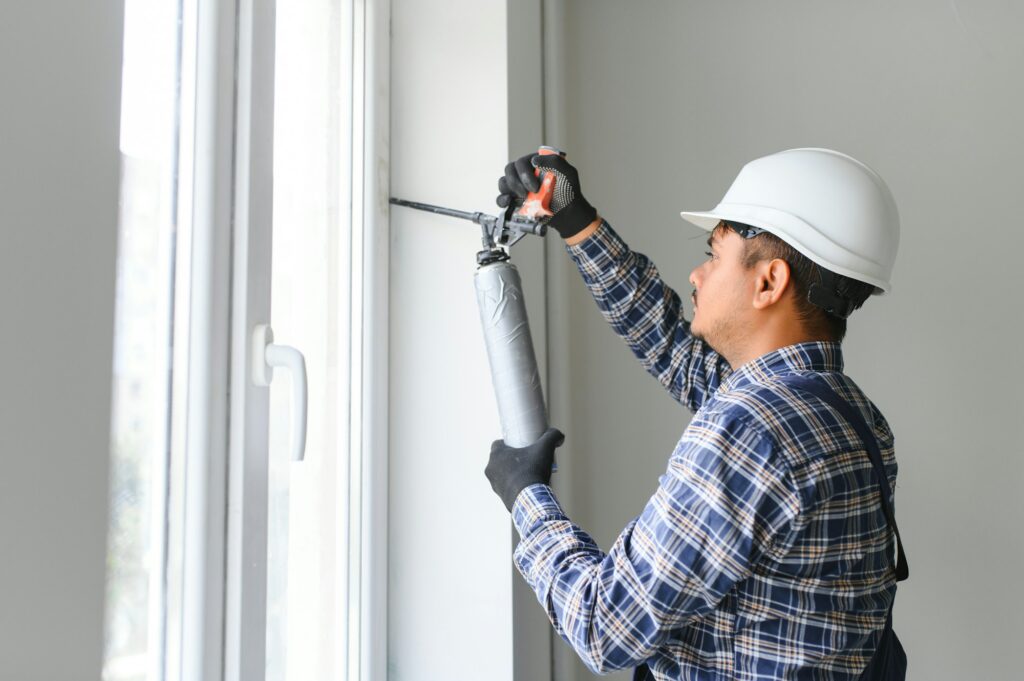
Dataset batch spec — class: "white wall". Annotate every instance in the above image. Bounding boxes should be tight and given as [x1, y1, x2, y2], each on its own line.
[388, 2, 550, 680]
[0, 2, 124, 679]
[546, 1, 1024, 679]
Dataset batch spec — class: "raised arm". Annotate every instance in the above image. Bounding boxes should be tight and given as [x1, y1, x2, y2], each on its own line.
[565, 218, 731, 413]
[496, 151, 731, 412]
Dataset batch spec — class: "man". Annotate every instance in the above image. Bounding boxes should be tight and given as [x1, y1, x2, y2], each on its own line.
[485, 148, 905, 679]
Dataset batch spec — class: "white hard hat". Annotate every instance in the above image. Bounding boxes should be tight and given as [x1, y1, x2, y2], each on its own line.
[680, 147, 900, 295]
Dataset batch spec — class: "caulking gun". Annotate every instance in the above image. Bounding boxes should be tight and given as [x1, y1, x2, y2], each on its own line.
[390, 146, 565, 450]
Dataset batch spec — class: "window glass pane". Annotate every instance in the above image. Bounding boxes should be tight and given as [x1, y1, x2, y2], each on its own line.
[104, 0, 181, 679]
[266, 1, 352, 680]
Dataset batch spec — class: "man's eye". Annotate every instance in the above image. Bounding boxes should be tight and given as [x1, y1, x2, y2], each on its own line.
[704, 250, 714, 259]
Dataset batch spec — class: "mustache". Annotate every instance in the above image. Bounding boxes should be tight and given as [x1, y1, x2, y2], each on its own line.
[691, 288, 697, 305]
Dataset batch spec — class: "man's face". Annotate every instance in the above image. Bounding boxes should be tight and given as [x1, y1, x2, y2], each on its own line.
[688, 223, 754, 356]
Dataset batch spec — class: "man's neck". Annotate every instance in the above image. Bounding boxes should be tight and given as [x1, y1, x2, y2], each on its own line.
[726, 331, 833, 369]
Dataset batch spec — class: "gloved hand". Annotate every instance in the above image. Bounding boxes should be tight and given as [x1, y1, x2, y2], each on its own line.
[485, 428, 566, 512]
[496, 152, 598, 239]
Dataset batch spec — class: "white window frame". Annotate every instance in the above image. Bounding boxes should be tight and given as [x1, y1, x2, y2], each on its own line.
[350, 2, 390, 679]
[161, 1, 389, 679]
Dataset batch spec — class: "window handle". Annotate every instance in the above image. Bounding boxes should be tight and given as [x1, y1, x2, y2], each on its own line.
[252, 324, 308, 462]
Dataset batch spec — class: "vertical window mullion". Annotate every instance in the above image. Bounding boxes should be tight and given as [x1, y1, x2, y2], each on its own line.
[223, 0, 276, 678]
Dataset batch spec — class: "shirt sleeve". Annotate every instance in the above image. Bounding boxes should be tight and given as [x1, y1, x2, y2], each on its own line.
[565, 219, 731, 413]
[510, 417, 801, 675]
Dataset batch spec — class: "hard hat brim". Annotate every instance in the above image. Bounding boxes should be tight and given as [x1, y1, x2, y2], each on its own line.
[678, 210, 722, 232]
[679, 208, 890, 295]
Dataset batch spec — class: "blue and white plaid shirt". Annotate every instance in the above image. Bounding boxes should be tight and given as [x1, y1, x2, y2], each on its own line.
[511, 220, 899, 680]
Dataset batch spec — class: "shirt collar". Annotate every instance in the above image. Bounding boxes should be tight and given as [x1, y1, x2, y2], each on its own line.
[721, 340, 845, 392]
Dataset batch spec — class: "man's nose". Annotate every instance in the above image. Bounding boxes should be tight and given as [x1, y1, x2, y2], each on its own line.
[689, 265, 702, 289]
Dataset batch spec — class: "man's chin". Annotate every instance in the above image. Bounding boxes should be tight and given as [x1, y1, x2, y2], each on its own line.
[691, 320, 716, 348]
[691, 323, 707, 343]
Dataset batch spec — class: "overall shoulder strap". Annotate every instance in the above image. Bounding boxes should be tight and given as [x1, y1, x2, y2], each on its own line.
[783, 374, 909, 582]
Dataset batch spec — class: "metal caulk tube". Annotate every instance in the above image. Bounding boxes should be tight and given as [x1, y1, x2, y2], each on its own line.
[474, 259, 548, 448]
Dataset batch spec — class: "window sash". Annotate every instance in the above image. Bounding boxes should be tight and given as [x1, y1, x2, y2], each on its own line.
[160, 1, 390, 680]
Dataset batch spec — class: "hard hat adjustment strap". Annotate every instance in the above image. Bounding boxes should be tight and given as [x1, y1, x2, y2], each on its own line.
[724, 220, 766, 240]
[807, 269, 857, 319]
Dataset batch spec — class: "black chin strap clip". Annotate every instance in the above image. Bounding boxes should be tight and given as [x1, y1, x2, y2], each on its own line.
[807, 269, 857, 319]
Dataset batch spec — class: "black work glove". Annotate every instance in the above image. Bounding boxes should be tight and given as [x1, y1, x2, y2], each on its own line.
[496, 152, 598, 239]
[485, 428, 565, 512]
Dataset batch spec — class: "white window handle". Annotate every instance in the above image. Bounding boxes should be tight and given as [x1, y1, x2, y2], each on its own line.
[252, 324, 308, 462]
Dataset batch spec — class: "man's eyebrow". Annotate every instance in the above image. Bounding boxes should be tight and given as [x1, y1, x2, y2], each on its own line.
[706, 233, 717, 249]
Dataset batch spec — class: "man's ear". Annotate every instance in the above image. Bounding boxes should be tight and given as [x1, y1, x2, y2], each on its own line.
[752, 258, 791, 310]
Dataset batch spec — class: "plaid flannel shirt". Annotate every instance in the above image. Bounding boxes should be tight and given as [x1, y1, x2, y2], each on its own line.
[511, 220, 899, 680]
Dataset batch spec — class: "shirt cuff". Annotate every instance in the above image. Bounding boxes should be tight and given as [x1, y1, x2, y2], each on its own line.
[511, 483, 566, 538]
[564, 219, 632, 287]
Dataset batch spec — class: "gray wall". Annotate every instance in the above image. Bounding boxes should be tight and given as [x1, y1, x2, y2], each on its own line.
[546, 1, 1024, 679]
[0, 1, 124, 679]
[388, 1, 550, 679]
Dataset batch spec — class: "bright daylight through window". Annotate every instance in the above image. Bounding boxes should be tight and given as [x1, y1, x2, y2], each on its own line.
[104, 0, 182, 679]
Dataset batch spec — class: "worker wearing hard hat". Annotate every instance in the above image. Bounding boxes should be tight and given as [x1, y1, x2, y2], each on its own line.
[486, 148, 908, 680]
